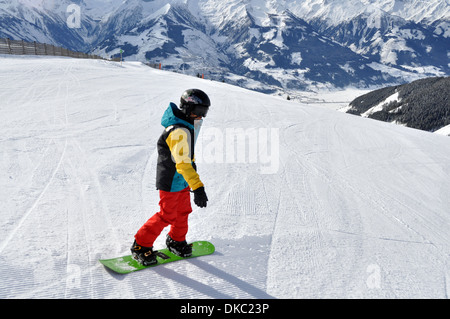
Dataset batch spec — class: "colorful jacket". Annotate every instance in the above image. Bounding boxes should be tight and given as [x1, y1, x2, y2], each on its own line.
[156, 103, 204, 192]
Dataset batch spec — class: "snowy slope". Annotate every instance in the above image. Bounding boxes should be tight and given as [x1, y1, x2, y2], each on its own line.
[1, 56, 450, 299]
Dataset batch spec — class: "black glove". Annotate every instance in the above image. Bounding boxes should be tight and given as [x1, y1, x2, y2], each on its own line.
[193, 187, 208, 208]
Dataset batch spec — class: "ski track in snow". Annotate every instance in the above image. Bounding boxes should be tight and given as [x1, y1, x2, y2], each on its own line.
[0, 56, 449, 299]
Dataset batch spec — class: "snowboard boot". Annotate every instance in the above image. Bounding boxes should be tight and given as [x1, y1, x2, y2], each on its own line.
[130, 240, 157, 266]
[166, 235, 193, 257]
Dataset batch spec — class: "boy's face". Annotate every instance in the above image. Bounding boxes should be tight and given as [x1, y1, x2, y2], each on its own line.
[190, 113, 203, 120]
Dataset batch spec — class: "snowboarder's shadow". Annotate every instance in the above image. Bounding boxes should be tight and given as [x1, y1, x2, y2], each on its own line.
[154, 256, 275, 299]
[193, 258, 275, 299]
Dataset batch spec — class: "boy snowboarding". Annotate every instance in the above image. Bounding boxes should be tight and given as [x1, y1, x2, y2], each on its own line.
[131, 89, 210, 266]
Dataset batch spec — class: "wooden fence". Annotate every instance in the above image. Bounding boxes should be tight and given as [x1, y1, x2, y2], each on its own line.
[0, 38, 103, 60]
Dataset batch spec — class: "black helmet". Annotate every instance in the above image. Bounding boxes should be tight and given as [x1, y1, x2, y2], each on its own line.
[180, 89, 210, 118]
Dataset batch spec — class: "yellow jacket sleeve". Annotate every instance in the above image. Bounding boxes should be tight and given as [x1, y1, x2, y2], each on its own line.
[165, 127, 204, 191]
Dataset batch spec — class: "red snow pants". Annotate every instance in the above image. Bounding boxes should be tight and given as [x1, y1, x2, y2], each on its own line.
[134, 187, 192, 247]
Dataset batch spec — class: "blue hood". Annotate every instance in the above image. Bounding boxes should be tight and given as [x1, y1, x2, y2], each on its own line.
[161, 103, 194, 130]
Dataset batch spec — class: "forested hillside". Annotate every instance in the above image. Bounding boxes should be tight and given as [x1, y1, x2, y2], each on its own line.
[346, 77, 449, 133]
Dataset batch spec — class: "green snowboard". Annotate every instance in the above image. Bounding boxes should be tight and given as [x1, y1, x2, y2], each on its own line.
[99, 241, 215, 274]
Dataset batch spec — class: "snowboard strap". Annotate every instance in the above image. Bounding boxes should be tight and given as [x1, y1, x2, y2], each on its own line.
[155, 251, 170, 260]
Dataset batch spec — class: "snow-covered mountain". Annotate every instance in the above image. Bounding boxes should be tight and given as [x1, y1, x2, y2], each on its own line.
[283, 0, 450, 25]
[1, 0, 449, 92]
[0, 0, 94, 50]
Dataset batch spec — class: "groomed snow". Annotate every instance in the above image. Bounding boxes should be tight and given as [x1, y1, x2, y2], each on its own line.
[0, 56, 449, 299]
